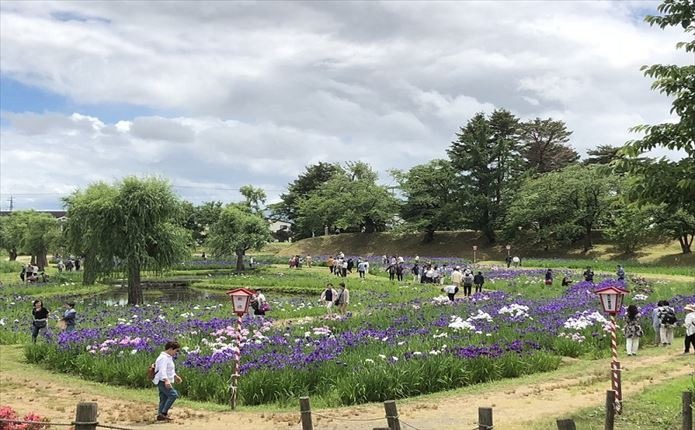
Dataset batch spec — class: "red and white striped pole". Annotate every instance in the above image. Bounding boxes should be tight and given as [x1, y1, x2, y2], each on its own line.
[231, 313, 243, 410]
[610, 313, 622, 414]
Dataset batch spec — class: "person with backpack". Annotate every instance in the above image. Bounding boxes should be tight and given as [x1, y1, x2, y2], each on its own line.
[683, 304, 695, 355]
[623, 304, 644, 356]
[473, 271, 485, 294]
[651, 300, 664, 346]
[462, 270, 474, 298]
[152, 341, 182, 422]
[657, 300, 677, 346]
[320, 283, 337, 313]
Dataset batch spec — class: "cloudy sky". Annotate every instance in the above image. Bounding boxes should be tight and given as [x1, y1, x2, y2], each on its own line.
[0, 1, 689, 210]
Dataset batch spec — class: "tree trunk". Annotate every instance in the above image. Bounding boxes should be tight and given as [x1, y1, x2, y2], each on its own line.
[8, 248, 17, 261]
[235, 251, 245, 272]
[583, 225, 593, 252]
[483, 227, 496, 245]
[37, 254, 48, 271]
[678, 234, 693, 254]
[127, 261, 143, 305]
[423, 228, 435, 243]
[82, 252, 97, 285]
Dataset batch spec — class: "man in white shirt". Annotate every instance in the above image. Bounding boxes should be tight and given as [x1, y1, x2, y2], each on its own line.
[450, 267, 463, 293]
[153, 341, 183, 421]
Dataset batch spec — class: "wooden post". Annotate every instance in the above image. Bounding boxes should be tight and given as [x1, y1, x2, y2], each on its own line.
[557, 418, 577, 430]
[74, 402, 98, 430]
[683, 391, 693, 430]
[478, 407, 493, 430]
[299, 396, 313, 430]
[384, 400, 401, 430]
[605, 390, 615, 430]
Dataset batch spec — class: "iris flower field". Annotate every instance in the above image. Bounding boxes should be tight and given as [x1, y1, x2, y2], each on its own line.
[1, 260, 692, 408]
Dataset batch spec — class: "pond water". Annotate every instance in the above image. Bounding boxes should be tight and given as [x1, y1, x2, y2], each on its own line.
[86, 282, 228, 306]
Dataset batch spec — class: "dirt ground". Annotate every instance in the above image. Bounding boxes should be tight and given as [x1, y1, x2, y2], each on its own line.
[1, 344, 693, 430]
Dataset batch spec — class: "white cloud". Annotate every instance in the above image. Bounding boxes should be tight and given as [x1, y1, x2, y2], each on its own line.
[0, 1, 689, 210]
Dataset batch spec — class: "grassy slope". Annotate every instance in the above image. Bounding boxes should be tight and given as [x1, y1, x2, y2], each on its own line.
[275, 231, 695, 265]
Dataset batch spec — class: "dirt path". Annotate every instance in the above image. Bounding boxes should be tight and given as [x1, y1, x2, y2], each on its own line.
[1, 344, 693, 430]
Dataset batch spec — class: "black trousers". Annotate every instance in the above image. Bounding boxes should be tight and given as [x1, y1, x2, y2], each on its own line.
[463, 284, 472, 296]
[685, 333, 695, 353]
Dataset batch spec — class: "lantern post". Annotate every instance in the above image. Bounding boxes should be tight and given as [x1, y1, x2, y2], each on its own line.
[595, 284, 629, 415]
[472, 245, 478, 264]
[505, 244, 511, 257]
[225, 288, 255, 410]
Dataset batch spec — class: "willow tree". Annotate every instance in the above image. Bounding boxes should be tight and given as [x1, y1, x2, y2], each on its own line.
[63, 177, 189, 304]
[207, 204, 271, 272]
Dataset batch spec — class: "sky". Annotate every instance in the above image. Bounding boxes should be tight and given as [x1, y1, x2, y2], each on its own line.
[0, 0, 690, 211]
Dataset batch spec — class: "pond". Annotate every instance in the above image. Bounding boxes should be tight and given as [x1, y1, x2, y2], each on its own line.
[85, 281, 228, 306]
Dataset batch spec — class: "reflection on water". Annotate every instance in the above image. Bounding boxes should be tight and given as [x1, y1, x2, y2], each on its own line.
[88, 284, 227, 306]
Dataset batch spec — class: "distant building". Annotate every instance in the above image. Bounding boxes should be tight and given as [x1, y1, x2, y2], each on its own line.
[268, 219, 292, 242]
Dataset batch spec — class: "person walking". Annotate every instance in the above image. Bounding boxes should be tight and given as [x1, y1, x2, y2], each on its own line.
[152, 341, 182, 421]
[62, 302, 77, 332]
[623, 304, 644, 356]
[473, 271, 484, 294]
[450, 267, 462, 294]
[544, 269, 553, 286]
[357, 260, 366, 279]
[657, 300, 677, 346]
[651, 300, 664, 346]
[411, 263, 420, 283]
[334, 283, 349, 315]
[462, 270, 474, 298]
[683, 304, 695, 355]
[31, 300, 49, 343]
[320, 283, 337, 314]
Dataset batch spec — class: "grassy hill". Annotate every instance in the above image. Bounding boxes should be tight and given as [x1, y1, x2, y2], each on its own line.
[273, 230, 695, 266]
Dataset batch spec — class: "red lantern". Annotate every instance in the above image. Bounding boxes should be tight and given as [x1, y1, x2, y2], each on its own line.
[595, 285, 629, 315]
[226, 288, 255, 316]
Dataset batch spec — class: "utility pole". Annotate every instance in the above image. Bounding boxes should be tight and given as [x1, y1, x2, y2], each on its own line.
[7, 195, 13, 212]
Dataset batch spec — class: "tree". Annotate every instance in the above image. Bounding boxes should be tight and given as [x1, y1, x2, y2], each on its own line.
[622, 0, 695, 200]
[270, 162, 343, 238]
[294, 162, 399, 235]
[605, 203, 659, 255]
[447, 109, 523, 243]
[0, 211, 61, 266]
[63, 177, 189, 304]
[390, 159, 460, 242]
[584, 145, 621, 166]
[626, 158, 695, 253]
[239, 185, 267, 214]
[0, 215, 22, 261]
[207, 205, 272, 271]
[505, 165, 619, 252]
[519, 118, 578, 173]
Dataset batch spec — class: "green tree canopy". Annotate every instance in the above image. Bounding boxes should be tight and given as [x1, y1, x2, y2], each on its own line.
[519, 118, 578, 173]
[0, 211, 61, 267]
[294, 162, 399, 236]
[207, 205, 272, 271]
[270, 162, 343, 238]
[447, 109, 523, 243]
[390, 159, 460, 242]
[622, 0, 695, 198]
[505, 165, 619, 252]
[63, 177, 190, 304]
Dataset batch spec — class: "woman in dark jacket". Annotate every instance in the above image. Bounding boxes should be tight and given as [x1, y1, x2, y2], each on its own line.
[31, 300, 49, 342]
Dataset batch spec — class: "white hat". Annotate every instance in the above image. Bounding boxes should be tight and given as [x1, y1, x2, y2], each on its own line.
[684, 304, 695, 312]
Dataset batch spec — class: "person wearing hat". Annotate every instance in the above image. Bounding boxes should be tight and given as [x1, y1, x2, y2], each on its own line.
[684, 304, 695, 354]
[62, 302, 77, 332]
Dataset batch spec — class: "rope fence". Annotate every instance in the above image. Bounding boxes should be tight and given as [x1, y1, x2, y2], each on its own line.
[0, 418, 134, 430]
